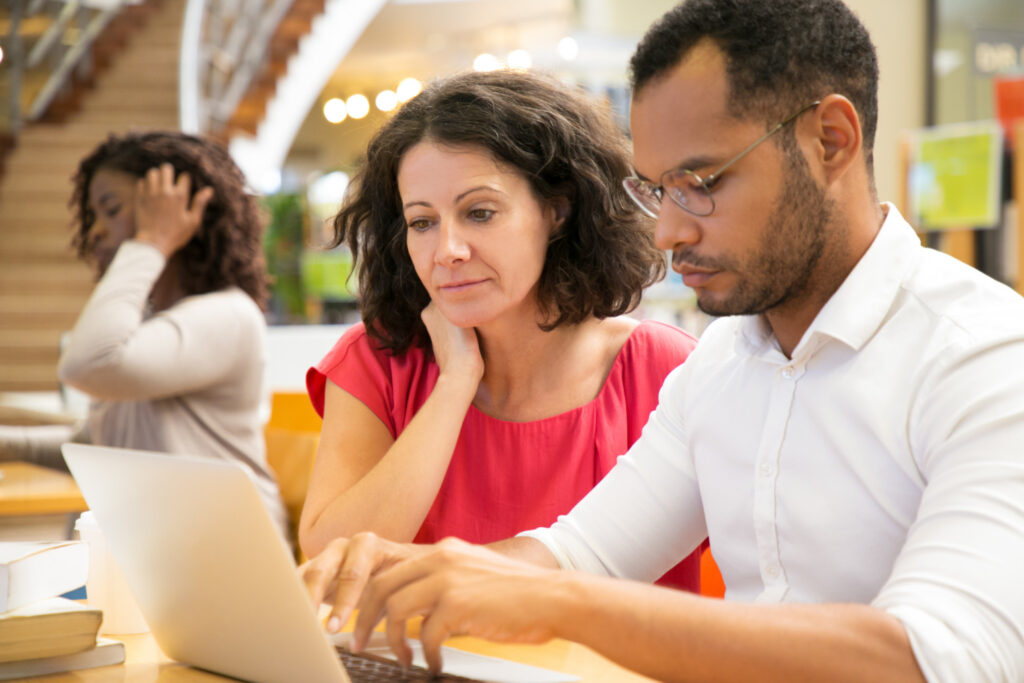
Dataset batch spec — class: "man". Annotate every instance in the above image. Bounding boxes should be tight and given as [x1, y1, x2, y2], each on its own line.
[301, 1, 1024, 680]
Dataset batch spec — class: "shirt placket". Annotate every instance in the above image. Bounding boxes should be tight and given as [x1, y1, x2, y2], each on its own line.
[752, 360, 803, 601]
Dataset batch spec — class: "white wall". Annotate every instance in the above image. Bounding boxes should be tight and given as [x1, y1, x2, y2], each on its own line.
[844, 0, 928, 206]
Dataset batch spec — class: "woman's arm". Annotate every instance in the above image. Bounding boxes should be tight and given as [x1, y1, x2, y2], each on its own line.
[0, 423, 85, 470]
[298, 303, 484, 556]
[59, 166, 222, 400]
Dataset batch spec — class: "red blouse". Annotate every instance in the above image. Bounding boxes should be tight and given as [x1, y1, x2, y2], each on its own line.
[307, 320, 704, 590]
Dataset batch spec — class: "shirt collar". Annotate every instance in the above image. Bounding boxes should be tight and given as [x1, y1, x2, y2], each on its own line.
[736, 203, 921, 359]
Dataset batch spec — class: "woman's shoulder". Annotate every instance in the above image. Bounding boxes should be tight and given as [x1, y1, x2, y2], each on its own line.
[624, 319, 698, 360]
[164, 287, 266, 334]
[317, 322, 427, 372]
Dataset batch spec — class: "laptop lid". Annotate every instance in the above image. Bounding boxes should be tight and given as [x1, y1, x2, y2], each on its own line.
[62, 443, 349, 683]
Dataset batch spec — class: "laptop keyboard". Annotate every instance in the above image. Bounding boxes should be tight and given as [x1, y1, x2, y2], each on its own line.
[336, 647, 477, 681]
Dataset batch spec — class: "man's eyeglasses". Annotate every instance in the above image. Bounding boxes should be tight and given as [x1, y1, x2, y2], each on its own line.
[622, 101, 821, 218]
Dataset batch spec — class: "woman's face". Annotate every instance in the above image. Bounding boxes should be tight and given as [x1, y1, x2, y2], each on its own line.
[399, 141, 563, 329]
[85, 168, 138, 274]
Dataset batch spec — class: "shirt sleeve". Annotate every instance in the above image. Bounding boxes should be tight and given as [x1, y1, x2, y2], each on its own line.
[57, 240, 261, 401]
[873, 329, 1024, 682]
[305, 324, 399, 437]
[519, 361, 707, 581]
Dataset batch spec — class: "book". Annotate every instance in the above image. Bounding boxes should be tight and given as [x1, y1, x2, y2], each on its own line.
[0, 597, 102, 663]
[0, 637, 124, 680]
[0, 541, 88, 612]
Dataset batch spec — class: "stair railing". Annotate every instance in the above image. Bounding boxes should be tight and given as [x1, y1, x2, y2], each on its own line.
[2, 0, 129, 133]
[179, 0, 294, 135]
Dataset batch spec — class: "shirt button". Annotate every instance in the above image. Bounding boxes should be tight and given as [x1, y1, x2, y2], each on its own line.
[765, 565, 780, 578]
[781, 367, 794, 379]
[760, 462, 773, 477]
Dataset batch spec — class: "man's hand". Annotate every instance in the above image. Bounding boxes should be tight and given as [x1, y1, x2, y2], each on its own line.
[352, 537, 567, 674]
[133, 163, 213, 257]
[299, 532, 420, 635]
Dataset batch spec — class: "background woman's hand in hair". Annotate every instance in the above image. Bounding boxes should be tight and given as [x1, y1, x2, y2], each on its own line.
[421, 302, 484, 388]
[133, 162, 214, 257]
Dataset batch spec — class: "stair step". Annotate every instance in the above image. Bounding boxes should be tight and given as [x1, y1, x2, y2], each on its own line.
[0, 363, 61, 391]
[0, 266, 94, 295]
[0, 203, 75, 222]
[0, 234, 76, 261]
[0, 329, 65, 350]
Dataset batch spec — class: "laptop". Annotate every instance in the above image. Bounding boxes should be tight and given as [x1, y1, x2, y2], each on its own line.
[62, 443, 578, 683]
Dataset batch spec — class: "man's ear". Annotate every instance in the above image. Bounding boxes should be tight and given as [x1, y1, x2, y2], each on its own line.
[809, 94, 863, 185]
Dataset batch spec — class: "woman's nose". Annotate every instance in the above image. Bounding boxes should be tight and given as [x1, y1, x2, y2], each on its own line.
[435, 220, 471, 265]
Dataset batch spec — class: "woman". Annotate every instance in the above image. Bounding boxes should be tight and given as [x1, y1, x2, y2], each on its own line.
[302, 70, 702, 589]
[0, 131, 288, 540]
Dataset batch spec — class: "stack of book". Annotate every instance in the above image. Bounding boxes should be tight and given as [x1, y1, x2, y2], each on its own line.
[0, 541, 125, 679]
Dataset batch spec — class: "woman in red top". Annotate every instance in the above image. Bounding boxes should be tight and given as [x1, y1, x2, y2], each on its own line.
[301, 70, 703, 590]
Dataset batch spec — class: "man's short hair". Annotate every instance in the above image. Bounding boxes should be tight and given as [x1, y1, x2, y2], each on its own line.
[629, 0, 879, 170]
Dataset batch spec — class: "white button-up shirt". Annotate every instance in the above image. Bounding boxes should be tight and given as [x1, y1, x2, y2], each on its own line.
[522, 205, 1024, 681]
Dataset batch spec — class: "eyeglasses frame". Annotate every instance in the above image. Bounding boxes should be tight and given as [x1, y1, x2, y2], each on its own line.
[623, 100, 822, 218]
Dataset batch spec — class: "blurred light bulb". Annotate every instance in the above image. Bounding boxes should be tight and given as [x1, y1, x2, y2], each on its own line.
[0, 45, 5, 66]
[375, 89, 398, 112]
[558, 36, 579, 61]
[323, 97, 347, 124]
[473, 53, 501, 72]
[396, 77, 423, 102]
[346, 94, 370, 119]
[507, 49, 532, 70]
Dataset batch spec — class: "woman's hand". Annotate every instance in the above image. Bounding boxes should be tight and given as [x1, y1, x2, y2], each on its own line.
[133, 163, 214, 257]
[421, 302, 484, 387]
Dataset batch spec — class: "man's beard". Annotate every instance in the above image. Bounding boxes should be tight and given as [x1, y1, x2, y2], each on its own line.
[693, 150, 835, 317]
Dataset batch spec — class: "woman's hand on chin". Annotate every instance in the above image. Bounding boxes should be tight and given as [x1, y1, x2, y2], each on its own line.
[421, 302, 484, 387]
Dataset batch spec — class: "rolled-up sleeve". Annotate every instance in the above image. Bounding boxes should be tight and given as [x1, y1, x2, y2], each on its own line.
[873, 331, 1024, 682]
[519, 363, 707, 582]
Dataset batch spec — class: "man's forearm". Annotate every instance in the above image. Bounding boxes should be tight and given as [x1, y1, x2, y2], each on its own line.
[548, 573, 925, 683]
[487, 536, 561, 570]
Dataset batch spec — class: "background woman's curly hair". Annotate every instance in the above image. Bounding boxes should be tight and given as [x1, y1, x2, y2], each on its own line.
[332, 69, 666, 354]
[70, 131, 269, 309]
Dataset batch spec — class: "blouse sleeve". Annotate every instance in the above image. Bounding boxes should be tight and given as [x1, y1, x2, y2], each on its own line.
[306, 323, 398, 437]
[57, 240, 263, 401]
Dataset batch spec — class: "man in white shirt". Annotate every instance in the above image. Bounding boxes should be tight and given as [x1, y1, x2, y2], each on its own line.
[300, 1, 1024, 680]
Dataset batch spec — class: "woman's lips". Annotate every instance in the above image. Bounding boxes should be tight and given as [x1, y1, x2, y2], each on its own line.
[439, 279, 486, 293]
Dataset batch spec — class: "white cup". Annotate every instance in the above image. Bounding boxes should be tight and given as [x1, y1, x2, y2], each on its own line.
[74, 512, 150, 635]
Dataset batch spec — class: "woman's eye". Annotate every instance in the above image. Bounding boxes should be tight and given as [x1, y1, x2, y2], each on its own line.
[468, 208, 493, 222]
[407, 218, 432, 232]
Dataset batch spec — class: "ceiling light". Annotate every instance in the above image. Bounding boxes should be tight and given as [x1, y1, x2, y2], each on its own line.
[396, 77, 423, 103]
[473, 53, 501, 72]
[376, 90, 398, 112]
[323, 97, 347, 124]
[507, 49, 531, 71]
[346, 94, 370, 119]
[558, 36, 578, 62]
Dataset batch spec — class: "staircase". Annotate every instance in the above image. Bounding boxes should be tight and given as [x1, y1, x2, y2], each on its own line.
[0, 0, 333, 392]
[0, 0, 183, 391]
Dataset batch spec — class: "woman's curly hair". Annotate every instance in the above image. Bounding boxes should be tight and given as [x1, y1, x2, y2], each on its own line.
[70, 131, 269, 309]
[332, 69, 666, 354]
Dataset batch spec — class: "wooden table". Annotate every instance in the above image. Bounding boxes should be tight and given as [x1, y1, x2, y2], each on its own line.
[35, 632, 656, 682]
[0, 461, 87, 540]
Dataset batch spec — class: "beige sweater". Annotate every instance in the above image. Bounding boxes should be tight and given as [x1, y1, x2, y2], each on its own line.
[6, 240, 288, 541]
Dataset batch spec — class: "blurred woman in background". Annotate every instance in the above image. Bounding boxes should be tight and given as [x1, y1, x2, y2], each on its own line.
[0, 131, 287, 540]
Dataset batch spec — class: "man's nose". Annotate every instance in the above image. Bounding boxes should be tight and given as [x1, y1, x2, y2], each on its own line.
[653, 202, 702, 252]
